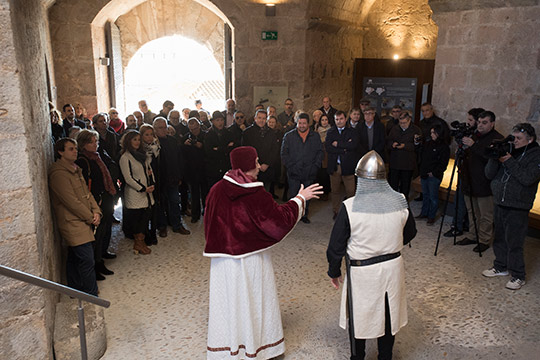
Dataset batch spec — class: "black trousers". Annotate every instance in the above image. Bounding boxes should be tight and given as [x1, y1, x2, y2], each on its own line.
[67, 242, 98, 296]
[94, 192, 114, 260]
[189, 178, 209, 220]
[351, 293, 395, 360]
[388, 169, 413, 201]
[493, 205, 529, 280]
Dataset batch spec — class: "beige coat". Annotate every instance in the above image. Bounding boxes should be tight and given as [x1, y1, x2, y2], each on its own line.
[49, 158, 102, 247]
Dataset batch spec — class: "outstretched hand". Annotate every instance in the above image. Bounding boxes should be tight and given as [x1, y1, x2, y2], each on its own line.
[298, 183, 324, 201]
[331, 276, 343, 290]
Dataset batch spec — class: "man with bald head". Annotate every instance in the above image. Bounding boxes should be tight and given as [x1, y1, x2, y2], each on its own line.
[319, 96, 337, 126]
[138, 99, 156, 125]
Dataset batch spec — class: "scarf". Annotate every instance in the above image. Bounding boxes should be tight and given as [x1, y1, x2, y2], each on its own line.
[130, 148, 147, 166]
[82, 149, 116, 196]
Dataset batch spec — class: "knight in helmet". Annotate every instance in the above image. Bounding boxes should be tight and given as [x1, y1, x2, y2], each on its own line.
[326, 150, 417, 360]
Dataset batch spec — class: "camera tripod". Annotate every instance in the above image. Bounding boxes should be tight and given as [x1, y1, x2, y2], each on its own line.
[434, 145, 483, 257]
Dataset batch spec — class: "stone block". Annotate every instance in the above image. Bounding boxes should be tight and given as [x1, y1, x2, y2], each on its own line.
[499, 69, 527, 93]
[469, 68, 499, 90]
[519, 5, 540, 23]
[53, 297, 107, 360]
[444, 66, 468, 88]
[435, 46, 463, 66]
[0, 280, 45, 319]
[0, 188, 36, 240]
[487, 7, 518, 23]
[446, 25, 474, 46]
[0, 137, 31, 192]
[475, 25, 506, 44]
[0, 309, 50, 359]
[0, 234, 40, 275]
[463, 46, 492, 66]
[506, 23, 537, 47]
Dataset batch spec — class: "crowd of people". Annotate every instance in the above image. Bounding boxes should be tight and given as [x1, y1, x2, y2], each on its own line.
[47, 94, 540, 358]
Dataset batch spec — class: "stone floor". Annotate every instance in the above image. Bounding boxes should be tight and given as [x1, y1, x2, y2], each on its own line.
[98, 194, 540, 360]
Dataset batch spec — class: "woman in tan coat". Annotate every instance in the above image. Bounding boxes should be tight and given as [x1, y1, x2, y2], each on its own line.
[49, 138, 102, 296]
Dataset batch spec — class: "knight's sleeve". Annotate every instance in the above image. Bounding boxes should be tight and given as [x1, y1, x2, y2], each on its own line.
[403, 208, 417, 246]
[326, 204, 351, 278]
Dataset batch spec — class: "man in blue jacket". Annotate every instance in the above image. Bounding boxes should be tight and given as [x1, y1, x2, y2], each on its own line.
[326, 111, 360, 219]
[281, 113, 323, 223]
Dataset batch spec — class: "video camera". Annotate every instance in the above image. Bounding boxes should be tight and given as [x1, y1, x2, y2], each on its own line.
[484, 135, 515, 159]
[450, 121, 476, 142]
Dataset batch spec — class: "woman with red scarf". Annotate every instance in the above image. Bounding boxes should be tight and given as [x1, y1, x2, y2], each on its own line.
[76, 129, 117, 280]
[108, 107, 125, 134]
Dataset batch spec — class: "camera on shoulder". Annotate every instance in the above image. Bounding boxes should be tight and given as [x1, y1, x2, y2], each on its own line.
[484, 135, 515, 159]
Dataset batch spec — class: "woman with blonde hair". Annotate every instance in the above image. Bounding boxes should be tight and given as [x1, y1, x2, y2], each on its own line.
[119, 130, 155, 254]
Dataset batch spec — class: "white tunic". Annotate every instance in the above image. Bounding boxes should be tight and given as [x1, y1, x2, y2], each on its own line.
[339, 198, 409, 338]
[207, 251, 285, 360]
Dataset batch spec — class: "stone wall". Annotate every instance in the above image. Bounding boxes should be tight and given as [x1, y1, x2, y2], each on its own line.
[303, 23, 364, 113]
[430, 1, 540, 134]
[362, 0, 438, 60]
[0, 0, 59, 358]
[116, 0, 225, 73]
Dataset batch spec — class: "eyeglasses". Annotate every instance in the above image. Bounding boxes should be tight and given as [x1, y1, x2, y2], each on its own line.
[285, 103, 293, 106]
[235, 116, 245, 119]
[110, 112, 118, 115]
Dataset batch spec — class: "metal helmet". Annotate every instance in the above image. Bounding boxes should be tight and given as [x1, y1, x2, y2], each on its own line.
[355, 150, 386, 179]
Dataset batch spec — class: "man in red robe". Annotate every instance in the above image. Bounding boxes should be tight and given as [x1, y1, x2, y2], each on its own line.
[204, 146, 322, 360]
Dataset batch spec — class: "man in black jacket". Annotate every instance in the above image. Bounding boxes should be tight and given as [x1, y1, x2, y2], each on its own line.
[228, 111, 246, 148]
[483, 123, 540, 290]
[153, 117, 190, 235]
[320, 96, 337, 126]
[459, 110, 503, 252]
[181, 118, 208, 223]
[357, 106, 386, 161]
[63, 104, 86, 135]
[205, 111, 234, 188]
[420, 103, 450, 144]
[326, 111, 359, 219]
[242, 109, 279, 190]
[281, 113, 323, 223]
[386, 112, 422, 201]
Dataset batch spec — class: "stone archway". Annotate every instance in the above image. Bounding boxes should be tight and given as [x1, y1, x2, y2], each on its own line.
[49, 0, 237, 117]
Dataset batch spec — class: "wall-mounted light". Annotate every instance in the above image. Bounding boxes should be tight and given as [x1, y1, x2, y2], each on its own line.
[265, 3, 276, 17]
[393, 54, 400, 60]
[100, 57, 110, 66]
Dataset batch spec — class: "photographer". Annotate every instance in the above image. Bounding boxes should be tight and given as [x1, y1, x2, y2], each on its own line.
[445, 108, 484, 237]
[483, 123, 540, 290]
[458, 111, 503, 252]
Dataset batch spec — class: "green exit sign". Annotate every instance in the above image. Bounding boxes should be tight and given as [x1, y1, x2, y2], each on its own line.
[261, 31, 278, 40]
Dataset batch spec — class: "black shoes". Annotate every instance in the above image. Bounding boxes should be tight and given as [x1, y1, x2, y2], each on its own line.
[172, 226, 191, 235]
[96, 261, 114, 275]
[301, 217, 310, 224]
[473, 243, 490, 253]
[456, 238, 476, 246]
[102, 251, 117, 259]
[95, 272, 106, 281]
[444, 228, 464, 237]
[415, 214, 427, 220]
[191, 217, 199, 223]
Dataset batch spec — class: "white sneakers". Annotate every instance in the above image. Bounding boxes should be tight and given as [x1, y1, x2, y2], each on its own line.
[505, 277, 526, 290]
[482, 268, 509, 277]
[482, 268, 526, 290]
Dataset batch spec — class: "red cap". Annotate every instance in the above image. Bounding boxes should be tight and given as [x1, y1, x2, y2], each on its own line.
[230, 146, 258, 172]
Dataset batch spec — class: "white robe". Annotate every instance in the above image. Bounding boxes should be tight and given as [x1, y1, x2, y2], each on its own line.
[339, 198, 409, 338]
[207, 251, 285, 360]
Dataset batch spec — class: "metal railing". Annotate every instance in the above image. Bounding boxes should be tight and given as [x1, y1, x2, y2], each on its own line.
[0, 264, 110, 360]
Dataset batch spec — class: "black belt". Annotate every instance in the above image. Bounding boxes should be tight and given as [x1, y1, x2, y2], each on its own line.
[350, 252, 401, 266]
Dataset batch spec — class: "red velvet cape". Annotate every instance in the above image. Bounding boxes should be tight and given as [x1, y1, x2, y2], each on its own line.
[203, 169, 304, 258]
